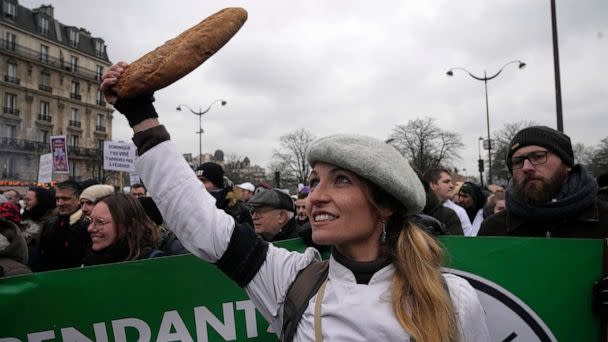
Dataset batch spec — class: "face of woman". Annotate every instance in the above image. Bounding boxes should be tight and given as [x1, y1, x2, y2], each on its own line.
[87, 202, 118, 251]
[307, 162, 383, 259]
[25, 191, 38, 209]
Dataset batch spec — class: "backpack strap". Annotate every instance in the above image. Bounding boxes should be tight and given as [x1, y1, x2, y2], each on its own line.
[281, 260, 329, 342]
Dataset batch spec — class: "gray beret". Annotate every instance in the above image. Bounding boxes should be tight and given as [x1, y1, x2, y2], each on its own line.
[307, 134, 425, 215]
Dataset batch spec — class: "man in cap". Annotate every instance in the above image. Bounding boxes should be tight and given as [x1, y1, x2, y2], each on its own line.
[80, 184, 115, 217]
[479, 126, 608, 237]
[196, 162, 253, 227]
[454, 182, 486, 236]
[477, 126, 608, 322]
[248, 189, 299, 242]
[236, 182, 255, 202]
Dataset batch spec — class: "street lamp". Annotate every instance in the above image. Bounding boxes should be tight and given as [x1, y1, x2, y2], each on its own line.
[447, 60, 525, 184]
[176, 99, 227, 166]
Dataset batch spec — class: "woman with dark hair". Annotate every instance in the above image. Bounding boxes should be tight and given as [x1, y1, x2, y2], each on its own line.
[82, 193, 162, 266]
[21, 187, 56, 246]
[101, 62, 487, 341]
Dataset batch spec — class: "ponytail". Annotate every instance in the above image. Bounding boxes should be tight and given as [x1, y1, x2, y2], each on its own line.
[390, 221, 459, 342]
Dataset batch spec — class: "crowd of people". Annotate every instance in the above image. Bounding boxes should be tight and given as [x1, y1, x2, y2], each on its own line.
[0, 60, 607, 341]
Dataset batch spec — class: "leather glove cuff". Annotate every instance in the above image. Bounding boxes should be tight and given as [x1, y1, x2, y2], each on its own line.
[114, 94, 158, 127]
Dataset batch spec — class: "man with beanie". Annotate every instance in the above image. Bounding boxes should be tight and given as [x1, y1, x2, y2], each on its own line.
[80, 184, 115, 217]
[196, 162, 253, 227]
[477, 126, 608, 323]
[248, 189, 300, 242]
[455, 182, 486, 236]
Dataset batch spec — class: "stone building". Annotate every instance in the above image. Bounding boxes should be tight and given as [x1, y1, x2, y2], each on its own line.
[225, 156, 267, 185]
[0, 2, 112, 182]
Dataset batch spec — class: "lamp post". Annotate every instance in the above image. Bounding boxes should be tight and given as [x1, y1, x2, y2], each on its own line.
[447, 60, 526, 185]
[477, 137, 484, 188]
[176, 99, 227, 166]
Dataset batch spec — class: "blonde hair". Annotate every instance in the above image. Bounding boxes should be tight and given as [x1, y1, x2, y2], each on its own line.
[390, 222, 458, 342]
[367, 181, 459, 342]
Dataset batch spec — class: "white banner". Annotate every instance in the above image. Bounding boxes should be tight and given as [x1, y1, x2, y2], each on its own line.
[37, 153, 53, 183]
[129, 171, 141, 186]
[103, 141, 136, 172]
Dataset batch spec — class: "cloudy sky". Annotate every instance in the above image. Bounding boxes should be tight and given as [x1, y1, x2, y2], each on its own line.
[22, 0, 608, 177]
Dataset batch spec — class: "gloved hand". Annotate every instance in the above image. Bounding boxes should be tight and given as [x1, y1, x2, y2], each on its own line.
[114, 94, 158, 127]
[593, 276, 608, 318]
[100, 61, 158, 128]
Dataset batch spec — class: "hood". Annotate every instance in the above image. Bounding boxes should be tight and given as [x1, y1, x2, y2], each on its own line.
[0, 218, 28, 264]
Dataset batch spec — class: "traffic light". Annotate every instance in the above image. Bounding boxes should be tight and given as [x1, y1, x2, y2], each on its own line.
[478, 159, 485, 173]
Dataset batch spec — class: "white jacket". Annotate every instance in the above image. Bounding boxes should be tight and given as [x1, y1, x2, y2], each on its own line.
[137, 141, 489, 341]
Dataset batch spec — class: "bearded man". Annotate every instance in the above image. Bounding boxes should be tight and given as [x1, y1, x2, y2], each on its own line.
[479, 126, 607, 237]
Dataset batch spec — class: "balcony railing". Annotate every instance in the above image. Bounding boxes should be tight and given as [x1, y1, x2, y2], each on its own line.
[38, 84, 52, 93]
[96, 99, 106, 106]
[0, 137, 99, 157]
[95, 125, 106, 132]
[70, 93, 82, 101]
[4, 75, 20, 84]
[38, 114, 52, 122]
[68, 120, 81, 127]
[3, 107, 19, 116]
[0, 38, 104, 81]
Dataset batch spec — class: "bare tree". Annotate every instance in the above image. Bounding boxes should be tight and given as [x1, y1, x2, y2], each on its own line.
[491, 120, 537, 182]
[388, 118, 464, 174]
[591, 137, 608, 176]
[272, 128, 315, 184]
[573, 143, 595, 167]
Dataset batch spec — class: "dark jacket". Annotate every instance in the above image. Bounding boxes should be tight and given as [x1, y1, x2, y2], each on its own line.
[423, 189, 464, 235]
[39, 210, 92, 271]
[270, 217, 300, 242]
[211, 187, 254, 228]
[0, 218, 31, 278]
[479, 200, 608, 238]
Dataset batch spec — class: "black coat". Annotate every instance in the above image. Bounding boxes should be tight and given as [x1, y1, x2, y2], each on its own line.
[478, 200, 608, 238]
[39, 212, 91, 271]
[423, 189, 464, 235]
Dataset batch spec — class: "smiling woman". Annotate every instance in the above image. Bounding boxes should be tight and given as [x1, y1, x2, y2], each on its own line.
[82, 194, 163, 266]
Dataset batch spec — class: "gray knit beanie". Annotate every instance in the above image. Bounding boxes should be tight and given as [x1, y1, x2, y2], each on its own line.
[307, 134, 425, 215]
[80, 184, 115, 203]
[506, 126, 574, 171]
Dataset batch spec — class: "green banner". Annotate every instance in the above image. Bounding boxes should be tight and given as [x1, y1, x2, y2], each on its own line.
[0, 237, 602, 341]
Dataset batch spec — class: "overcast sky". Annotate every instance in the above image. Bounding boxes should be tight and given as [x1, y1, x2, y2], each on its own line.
[22, 0, 608, 177]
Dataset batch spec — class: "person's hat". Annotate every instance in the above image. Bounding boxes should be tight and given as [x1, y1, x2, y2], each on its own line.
[248, 189, 295, 212]
[458, 182, 484, 209]
[506, 126, 574, 171]
[307, 134, 425, 215]
[195, 162, 225, 188]
[79, 184, 114, 203]
[236, 182, 255, 192]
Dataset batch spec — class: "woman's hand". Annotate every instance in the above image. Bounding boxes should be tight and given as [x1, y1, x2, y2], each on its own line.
[100, 61, 129, 105]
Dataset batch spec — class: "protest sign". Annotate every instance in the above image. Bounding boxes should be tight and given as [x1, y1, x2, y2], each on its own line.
[0, 238, 601, 341]
[50, 135, 69, 173]
[37, 153, 53, 183]
[103, 141, 136, 172]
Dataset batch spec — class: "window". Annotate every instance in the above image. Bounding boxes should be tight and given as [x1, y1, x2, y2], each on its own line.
[40, 45, 49, 63]
[39, 101, 49, 117]
[70, 107, 80, 122]
[4, 93, 16, 115]
[68, 29, 79, 46]
[68, 134, 79, 147]
[4, 32, 15, 51]
[39, 16, 49, 35]
[3, 1, 16, 18]
[96, 88, 105, 106]
[95, 65, 103, 80]
[70, 80, 80, 100]
[96, 113, 104, 127]
[5, 61, 17, 82]
[70, 55, 78, 72]
[97, 139, 104, 151]
[40, 130, 49, 143]
[95, 40, 104, 56]
[39, 71, 51, 92]
[4, 125, 17, 139]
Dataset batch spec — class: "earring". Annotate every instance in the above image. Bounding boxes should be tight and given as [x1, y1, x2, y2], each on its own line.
[380, 220, 387, 244]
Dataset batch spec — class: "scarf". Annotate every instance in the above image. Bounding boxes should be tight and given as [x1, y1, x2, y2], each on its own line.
[506, 164, 598, 222]
[81, 240, 130, 266]
[332, 248, 392, 284]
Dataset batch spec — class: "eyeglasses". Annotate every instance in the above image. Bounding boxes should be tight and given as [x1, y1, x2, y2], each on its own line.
[249, 207, 276, 217]
[511, 151, 549, 170]
[87, 217, 112, 229]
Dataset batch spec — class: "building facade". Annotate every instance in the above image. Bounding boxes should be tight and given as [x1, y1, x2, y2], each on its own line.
[0, 1, 112, 182]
